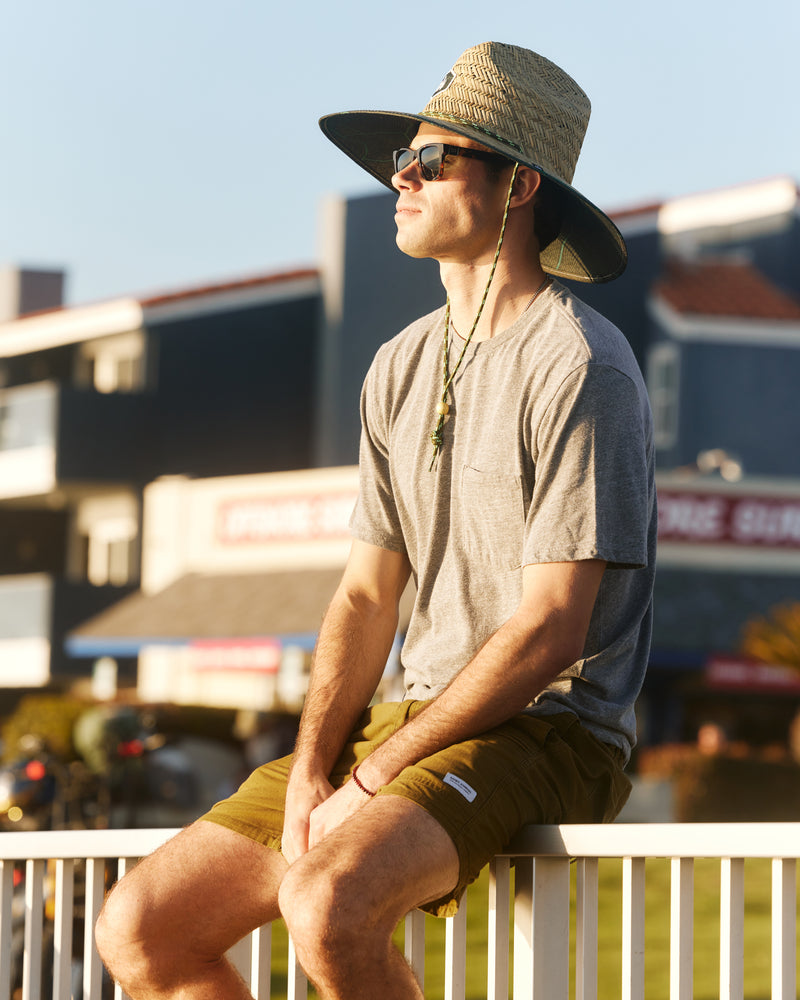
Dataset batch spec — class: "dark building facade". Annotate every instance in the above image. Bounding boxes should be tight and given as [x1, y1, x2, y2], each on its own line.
[0, 270, 321, 686]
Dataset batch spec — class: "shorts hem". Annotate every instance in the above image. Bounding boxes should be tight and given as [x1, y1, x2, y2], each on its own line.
[200, 812, 282, 853]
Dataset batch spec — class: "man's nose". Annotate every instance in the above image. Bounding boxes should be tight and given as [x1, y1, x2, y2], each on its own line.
[391, 159, 423, 191]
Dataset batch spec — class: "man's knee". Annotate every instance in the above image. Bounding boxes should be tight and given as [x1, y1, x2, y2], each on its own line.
[278, 854, 372, 962]
[279, 797, 458, 948]
[95, 873, 154, 980]
[278, 857, 340, 941]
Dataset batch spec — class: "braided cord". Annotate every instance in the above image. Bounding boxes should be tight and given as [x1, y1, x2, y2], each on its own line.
[424, 112, 524, 153]
[429, 163, 519, 470]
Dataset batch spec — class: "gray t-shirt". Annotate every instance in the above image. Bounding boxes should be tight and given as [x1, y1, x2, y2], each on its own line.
[351, 280, 656, 759]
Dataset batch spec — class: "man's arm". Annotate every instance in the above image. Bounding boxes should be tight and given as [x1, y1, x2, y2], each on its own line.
[307, 558, 605, 845]
[281, 538, 411, 863]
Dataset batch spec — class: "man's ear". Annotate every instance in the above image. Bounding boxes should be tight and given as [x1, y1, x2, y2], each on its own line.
[510, 167, 541, 208]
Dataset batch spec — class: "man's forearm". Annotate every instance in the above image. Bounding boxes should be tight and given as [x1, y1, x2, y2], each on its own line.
[354, 610, 557, 789]
[290, 584, 400, 780]
[356, 559, 605, 792]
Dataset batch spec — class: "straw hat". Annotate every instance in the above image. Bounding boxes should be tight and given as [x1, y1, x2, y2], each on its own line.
[319, 42, 626, 283]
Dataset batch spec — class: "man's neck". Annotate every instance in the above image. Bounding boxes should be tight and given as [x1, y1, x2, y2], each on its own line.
[440, 259, 550, 343]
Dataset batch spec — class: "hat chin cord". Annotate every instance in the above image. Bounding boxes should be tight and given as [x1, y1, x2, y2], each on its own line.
[428, 164, 519, 471]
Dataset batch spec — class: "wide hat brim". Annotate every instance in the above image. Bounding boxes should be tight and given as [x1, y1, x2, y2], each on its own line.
[319, 109, 627, 284]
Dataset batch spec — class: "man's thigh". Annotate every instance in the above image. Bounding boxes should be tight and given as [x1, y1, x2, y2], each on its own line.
[101, 819, 287, 960]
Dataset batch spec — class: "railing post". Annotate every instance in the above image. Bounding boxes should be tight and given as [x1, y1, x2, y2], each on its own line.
[670, 857, 693, 1000]
[0, 861, 15, 1000]
[513, 856, 534, 998]
[444, 898, 467, 1000]
[719, 857, 744, 1000]
[404, 909, 426, 989]
[53, 858, 75, 1000]
[286, 935, 308, 1000]
[622, 857, 645, 1000]
[771, 858, 797, 1000]
[113, 857, 136, 1000]
[487, 857, 510, 1000]
[513, 856, 570, 1000]
[226, 935, 252, 984]
[576, 857, 599, 1000]
[83, 858, 106, 1000]
[22, 857, 45, 1000]
[250, 923, 272, 1000]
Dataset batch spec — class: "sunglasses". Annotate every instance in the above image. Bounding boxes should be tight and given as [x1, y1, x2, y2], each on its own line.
[392, 143, 510, 181]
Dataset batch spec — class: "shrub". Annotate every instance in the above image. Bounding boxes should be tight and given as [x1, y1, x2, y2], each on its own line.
[0, 694, 90, 762]
[672, 752, 800, 821]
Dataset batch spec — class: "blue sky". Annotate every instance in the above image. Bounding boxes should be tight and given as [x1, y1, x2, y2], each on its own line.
[3, 0, 798, 306]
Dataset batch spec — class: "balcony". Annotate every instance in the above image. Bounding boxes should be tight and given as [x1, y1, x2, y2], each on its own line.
[0, 382, 149, 500]
[0, 576, 136, 685]
[2, 823, 798, 999]
[0, 384, 57, 499]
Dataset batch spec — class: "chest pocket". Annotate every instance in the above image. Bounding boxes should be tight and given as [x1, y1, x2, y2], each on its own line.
[460, 466, 526, 570]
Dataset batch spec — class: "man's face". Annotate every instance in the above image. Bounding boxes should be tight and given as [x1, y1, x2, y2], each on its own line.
[392, 123, 513, 264]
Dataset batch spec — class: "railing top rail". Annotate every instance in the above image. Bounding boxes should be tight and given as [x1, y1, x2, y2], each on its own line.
[502, 822, 800, 859]
[0, 827, 180, 860]
[2, 823, 800, 862]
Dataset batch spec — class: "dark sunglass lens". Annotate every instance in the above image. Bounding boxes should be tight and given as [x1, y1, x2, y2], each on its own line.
[394, 148, 415, 173]
[418, 145, 442, 180]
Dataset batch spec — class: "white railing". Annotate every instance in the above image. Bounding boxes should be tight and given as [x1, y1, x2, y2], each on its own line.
[0, 823, 798, 1000]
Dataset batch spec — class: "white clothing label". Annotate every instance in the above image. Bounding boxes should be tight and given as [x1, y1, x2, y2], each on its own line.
[444, 772, 477, 802]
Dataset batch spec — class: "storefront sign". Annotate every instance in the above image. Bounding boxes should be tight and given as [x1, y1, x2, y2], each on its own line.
[706, 656, 800, 693]
[658, 491, 800, 549]
[189, 638, 281, 672]
[216, 492, 357, 545]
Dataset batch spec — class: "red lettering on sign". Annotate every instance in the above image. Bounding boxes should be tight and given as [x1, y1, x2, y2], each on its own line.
[658, 490, 800, 549]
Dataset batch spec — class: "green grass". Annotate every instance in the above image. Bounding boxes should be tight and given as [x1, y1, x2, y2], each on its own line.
[589, 858, 793, 1000]
[266, 859, 799, 998]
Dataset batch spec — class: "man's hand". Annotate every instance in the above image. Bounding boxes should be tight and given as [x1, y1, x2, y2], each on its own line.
[307, 777, 373, 852]
[281, 772, 335, 865]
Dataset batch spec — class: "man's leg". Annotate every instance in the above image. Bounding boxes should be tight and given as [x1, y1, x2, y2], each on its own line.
[95, 819, 287, 1000]
[278, 793, 460, 1000]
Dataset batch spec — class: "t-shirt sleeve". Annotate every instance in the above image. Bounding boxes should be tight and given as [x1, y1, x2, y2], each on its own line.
[349, 358, 407, 553]
[523, 363, 652, 569]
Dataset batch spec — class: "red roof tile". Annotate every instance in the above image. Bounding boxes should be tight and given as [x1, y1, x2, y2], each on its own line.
[655, 260, 800, 320]
[609, 200, 663, 222]
[10, 268, 320, 321]
[138, 268, 319, 307]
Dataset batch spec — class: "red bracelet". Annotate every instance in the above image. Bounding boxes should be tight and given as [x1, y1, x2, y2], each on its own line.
[351, 765, 377, 798]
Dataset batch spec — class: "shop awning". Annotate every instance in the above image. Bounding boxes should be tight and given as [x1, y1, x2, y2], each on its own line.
[66, 569, 415, 657]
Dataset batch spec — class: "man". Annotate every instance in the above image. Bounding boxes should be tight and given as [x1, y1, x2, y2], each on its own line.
[95, 42, 655, 1000]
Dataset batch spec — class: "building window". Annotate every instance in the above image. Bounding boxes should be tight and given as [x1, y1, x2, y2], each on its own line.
[647, 342, 680, 449]
[75, 331, 147, 393]
[72, 495, 139, 586]
[84, 525, 138, 586]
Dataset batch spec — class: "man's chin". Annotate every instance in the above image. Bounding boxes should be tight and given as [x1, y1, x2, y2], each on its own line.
[395, 235, 434, 260]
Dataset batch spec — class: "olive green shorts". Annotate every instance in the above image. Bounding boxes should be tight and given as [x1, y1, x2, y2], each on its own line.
[201, 701, 631, 917]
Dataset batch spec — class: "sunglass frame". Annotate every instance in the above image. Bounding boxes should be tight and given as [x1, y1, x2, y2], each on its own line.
[392, 143, 511, 181]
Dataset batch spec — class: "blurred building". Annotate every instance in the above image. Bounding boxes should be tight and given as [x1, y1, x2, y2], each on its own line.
[67, 467, 413, 710]
[0, 266, 322, 688]
[3, 175, 800, 743]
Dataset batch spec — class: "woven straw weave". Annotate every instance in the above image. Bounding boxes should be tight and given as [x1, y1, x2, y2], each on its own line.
[422, 43, 590, 186]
